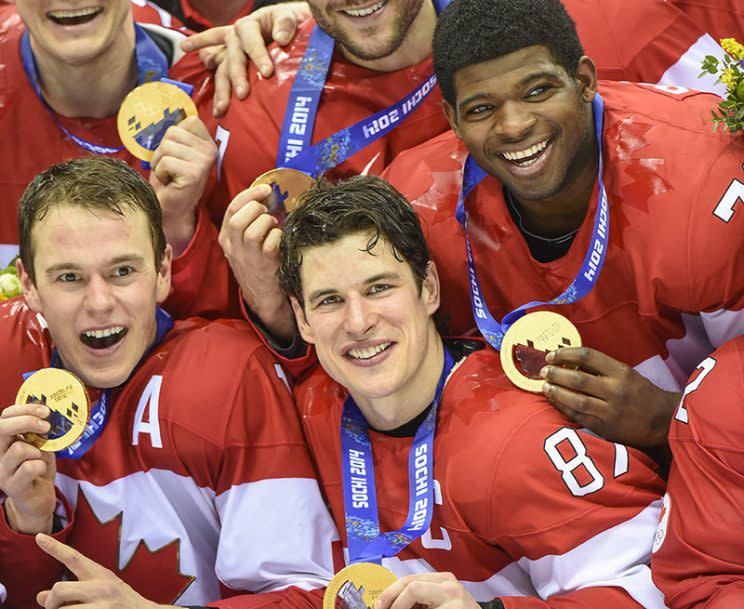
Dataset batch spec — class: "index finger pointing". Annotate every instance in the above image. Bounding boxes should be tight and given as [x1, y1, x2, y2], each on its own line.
[35, 534, 102, 580]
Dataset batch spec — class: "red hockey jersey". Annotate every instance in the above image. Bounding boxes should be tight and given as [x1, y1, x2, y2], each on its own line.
[0, 298, 338, 608]
[651, 336, 744, 609]
[296, 347, 667, 608]
[0, 18, 210, 270]
[382, 81, 744, 392]
[671, 0, 744, 47]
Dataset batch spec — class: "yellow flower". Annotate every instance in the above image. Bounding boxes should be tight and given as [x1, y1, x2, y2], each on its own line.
[721, 38, 744, 61]
[721, 67, 737, 89]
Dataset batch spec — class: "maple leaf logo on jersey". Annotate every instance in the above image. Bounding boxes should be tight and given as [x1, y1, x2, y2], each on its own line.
[69, 487, 195, 603]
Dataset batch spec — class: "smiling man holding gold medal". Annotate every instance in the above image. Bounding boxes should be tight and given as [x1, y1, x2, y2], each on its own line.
[264, 175, 668, 609]
[0, 157, 338, 609]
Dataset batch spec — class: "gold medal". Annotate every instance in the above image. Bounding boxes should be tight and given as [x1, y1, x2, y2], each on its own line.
[323, 563, 397, 609]
[500, 311, 582, 392]
[117, 81, 197, 162]
[250, 168, 315, 224]
[16, 369, 90, 452]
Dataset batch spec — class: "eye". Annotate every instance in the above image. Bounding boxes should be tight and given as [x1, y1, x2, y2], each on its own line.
[466, 103, 493, 117]
[112, 266, 134, 278]
[318, 294, 342, 306]
[57, 272, 80, 283]
[527, 84, 552, 98]
[368, 283, 391, 295]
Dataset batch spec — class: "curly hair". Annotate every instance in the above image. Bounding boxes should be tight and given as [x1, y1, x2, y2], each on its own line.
[433, 0, 585, 106]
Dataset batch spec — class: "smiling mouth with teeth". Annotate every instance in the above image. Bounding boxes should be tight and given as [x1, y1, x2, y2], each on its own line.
[47, 7, 103, 26]
[501, 139, 550, 166]
[80, 326, 128, 350]
[348, 342, 392, 360]
[341, 0, 386, 17]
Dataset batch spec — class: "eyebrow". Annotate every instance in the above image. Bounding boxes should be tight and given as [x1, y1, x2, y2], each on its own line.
[306, 272, 402, 302]
[458, 70, 563, 110]
[43, 254, 147, 275]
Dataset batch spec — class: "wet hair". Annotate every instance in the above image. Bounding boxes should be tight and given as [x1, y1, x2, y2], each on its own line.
[433, 0, 585, 106]
[278, 176, 431, 304]
[18, 157, 167, 283]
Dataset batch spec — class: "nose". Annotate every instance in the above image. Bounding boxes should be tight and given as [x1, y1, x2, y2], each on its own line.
[343, 293, 376, 337]
[494, 100, 536, 142]
[83, 274, 116, 315]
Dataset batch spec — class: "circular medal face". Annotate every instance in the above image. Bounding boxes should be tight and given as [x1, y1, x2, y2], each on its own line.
[16, 369, 91, 452]
[500, 311, 582, 392]
[250, 168, 315, 225]
[323, 563, 397, 609]
[117, 81, 197, 162]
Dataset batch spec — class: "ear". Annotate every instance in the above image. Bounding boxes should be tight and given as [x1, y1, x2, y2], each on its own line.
[574, 56, 598, 103]
[420, 260, 441, 317]
[442, 100, 463, 140]
[155, 244, 173, 304]
[17, 258, 42, 314]
[290, 296, 315, 345]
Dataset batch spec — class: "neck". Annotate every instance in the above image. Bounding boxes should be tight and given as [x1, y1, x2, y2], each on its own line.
[341, 0, 435, 72]
[351, 326, 445, 431]
[512, 130, 599, 239]
[187, 0, 247, 26]
[29, 26, 137, 118]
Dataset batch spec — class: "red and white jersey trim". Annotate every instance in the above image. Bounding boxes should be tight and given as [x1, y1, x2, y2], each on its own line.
[518, 500, 665, 607]
[214, 477, 338, 593]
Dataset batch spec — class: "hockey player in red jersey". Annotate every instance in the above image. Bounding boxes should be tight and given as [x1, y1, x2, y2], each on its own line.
[371, 0, 744, 449]
[269, 175, 667, 609]
[193, 0, 732, 362]
[0, 0, 218, 277]
[0, 158, 338, 609]
[651, 335, 744, 608]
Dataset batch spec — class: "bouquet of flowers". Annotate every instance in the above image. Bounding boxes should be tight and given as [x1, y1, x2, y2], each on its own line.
[0, 258, 22, 300]
[700, 38, 744, 134]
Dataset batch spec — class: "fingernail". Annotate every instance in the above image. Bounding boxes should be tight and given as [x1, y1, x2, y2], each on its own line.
[236, 85, 246, 98]
[38, 419, 50, 430]
[276, 31, 290, 44]
[539, 366, 549, 379]
[260, 64, 271, 78]
[543, 382, 552, 394]
[36, 405, 48, 417]
[374, 601, 382, 609]
[545, 351, 555, 363]
[181, 40, 193, 51]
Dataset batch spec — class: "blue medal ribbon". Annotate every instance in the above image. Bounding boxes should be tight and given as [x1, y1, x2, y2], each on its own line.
[20, 23, 170, 155]
[455, 93, 610, 349]
[276, 0, 449, 184]
[22, 307, 174, 460]
[341, 346, 455, 564]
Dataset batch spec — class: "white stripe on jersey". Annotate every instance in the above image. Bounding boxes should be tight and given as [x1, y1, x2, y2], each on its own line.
[517, 499, 666, 608]
[658, 34, 727, 96]
[215, 477, 338, 593]
[701, 308, 744, 349]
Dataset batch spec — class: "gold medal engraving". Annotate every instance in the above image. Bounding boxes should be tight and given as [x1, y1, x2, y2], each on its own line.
[323, 563, 397, 609]
[117, 81, 197, 162]
[500, 311, 582, 392]
[16, 369, 90, 452]
[250, 168, 315, 224]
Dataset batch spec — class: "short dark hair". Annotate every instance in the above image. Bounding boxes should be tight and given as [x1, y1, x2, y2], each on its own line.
[278, 176, 431, 304]
[433, 0, 585, 106]
[18, 157, 167, 282]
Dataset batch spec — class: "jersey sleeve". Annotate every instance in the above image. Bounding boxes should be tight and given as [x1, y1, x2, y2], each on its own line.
[165, 205, 243, 320]
[486, 407, 666, 608]
[207, 344, 338, 596]
[686, 137, 744, 348]
[651, 340, 744, 609]
[0, 491, 73, 609]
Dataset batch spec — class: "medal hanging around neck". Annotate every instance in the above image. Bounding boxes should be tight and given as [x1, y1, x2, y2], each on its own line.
[17, 368, 91, 452]
[455, 94, 609, 392]
[324, 563, 397, 609]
